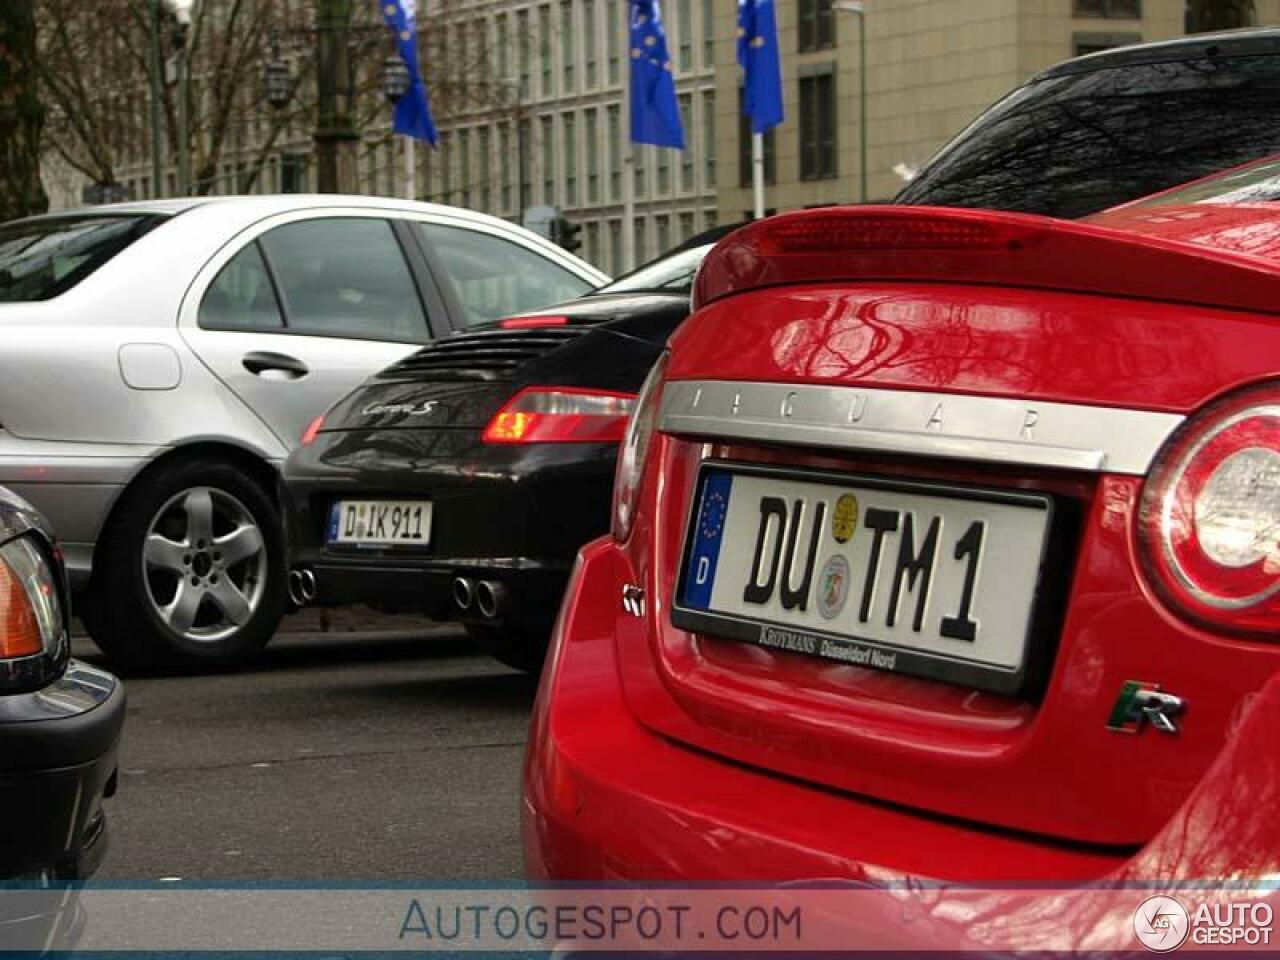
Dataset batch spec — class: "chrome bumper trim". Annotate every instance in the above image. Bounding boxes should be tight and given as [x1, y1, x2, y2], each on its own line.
[658, 380, 1184, 476]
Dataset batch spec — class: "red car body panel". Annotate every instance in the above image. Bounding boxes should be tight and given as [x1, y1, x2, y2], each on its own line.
[524, 201, 1280, 883]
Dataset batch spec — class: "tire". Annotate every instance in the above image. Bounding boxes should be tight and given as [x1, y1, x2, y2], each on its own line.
[466, 624, 548, 673]
[83, 458, 285, 673]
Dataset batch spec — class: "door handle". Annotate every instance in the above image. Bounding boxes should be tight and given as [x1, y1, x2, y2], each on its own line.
[242, 351, 309, 379]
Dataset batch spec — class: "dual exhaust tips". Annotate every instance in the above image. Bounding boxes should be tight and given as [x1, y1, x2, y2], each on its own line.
[288, 567, 317, 607]
[453, 577, 506, 620]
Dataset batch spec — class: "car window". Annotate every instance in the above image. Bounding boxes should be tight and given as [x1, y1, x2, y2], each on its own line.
[259, 218, 427, 342]
[198, 242, 284, 332]
[415, 223, 594, 328]
[1131, 154, 1280, 207]
[898, 55, 1280, 219]
[596, 243, 715, 295]
[0, 215, 164, 302]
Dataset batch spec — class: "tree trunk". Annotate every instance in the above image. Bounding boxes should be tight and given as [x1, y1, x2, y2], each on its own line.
[1187, 0, 1256, 33]
[0, 0, 48, 220]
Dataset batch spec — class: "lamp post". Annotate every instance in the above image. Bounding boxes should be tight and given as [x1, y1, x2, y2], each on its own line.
[833, 0, 868, 203]
[382, 54, 414, 200]
[147, 0, 165, 197]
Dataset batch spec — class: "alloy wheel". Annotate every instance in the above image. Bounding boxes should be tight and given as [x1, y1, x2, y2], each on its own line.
[141, 486, 268, 642]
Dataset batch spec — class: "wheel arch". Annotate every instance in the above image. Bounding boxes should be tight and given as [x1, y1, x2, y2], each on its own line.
[90, 440, 283, 581]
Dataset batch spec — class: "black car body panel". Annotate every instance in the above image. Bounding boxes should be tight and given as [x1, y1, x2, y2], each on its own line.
[283, 290, 689, 637]
[0, 489, 124, 881]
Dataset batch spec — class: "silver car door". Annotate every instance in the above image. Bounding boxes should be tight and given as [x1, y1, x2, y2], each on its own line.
[180, 213, 430, 448]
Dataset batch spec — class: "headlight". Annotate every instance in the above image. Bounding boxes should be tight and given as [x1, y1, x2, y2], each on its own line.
[611, 352, 669, 543]
[0, 536, 67, 688]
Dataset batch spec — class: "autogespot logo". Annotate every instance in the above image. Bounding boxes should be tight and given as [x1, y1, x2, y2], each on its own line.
[1134, 896, 1191, 953]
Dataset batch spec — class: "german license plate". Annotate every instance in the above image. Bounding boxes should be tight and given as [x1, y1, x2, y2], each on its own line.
[672, 464, 1053, 694]
[327, 500, 432, 546]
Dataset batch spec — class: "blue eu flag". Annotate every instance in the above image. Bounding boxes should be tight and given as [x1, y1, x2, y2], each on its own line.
[381, 0, 438, 146]
[737, 0, 784, 133]
[629, 0, 685, 149]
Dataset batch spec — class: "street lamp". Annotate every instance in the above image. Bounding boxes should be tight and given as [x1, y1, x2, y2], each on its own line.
[382, 54, 411, 103]
[263, 43, 295, 110]
[832, 0, 868, 203]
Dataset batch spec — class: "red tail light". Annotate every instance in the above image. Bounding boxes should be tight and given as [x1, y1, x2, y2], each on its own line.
[611, 353, 669, 542]
[1138, 382, 1280, 637]
[500, 315, 571, 330]
[301, 415, 325, 446]
[482, 387, 637, 445]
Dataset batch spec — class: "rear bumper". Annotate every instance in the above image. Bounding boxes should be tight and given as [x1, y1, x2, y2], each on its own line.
[523, 536, 1280, 885]
[0, 662, 125, 881]
[283, 432, 618, 628]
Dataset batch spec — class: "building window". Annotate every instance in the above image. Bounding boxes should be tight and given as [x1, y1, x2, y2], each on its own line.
[657, 144, 671, 195]
[562, 0, 576, 93]
[478, 126, 492, 212]
[586, 108, 600, 203]
[1073, 31, 1142, 56]
[609, 218, 622, 274]
[798, 0, 834, 52]
[499, 122, 512, 211]
[497, 13, 511, 79]
[655, 214, 671, 254]
[738, 88, 777, 187]
[678, 0, 692, 69]
[586, 221, 601, 265]
[541, 115, 555, 203]
[539, 5, 553, 98]
[517, 9, 531, 99]
[564, 112, 578, 206]
[1073, 0, 1140, 17]
[459, 128, 472, 208]
[702, 0, 714, 66]
[519, 117, 533, 209]
[608, 105, 622, 201]
[634, 144, 646, 197]
[703, 91, 716, 188]
[679, 93, 694, 192]
[634, 216, 648, 263]
[799, 70, 837, 180]
[679, 211, 694, 244]
[584, 0, 598, 88]
[607, 0, 621, 85]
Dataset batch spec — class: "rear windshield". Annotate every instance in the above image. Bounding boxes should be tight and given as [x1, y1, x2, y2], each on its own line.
[1133, 154, 1280, 206]
[595, 243, 715, 295]
[898, 54, 1280, 219]
[0, 215, 164, 302]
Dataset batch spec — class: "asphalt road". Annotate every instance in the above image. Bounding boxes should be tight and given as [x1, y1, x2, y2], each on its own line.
[73, 622, 538, 881]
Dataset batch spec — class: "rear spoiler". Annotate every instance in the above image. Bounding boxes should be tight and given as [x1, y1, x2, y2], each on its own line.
[692, 206, 1280, 316]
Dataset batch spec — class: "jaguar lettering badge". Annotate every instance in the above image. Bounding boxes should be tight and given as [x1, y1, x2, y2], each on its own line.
[362, 400, 440, 418]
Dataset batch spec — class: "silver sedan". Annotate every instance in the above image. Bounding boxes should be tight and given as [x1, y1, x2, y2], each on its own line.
[0, 195, 605, 670]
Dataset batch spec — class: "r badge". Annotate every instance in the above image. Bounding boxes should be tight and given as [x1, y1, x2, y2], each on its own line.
[1107, 681, 1185, 735]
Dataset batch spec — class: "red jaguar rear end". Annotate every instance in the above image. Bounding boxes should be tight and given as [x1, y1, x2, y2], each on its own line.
[523, 160, 1280, 887]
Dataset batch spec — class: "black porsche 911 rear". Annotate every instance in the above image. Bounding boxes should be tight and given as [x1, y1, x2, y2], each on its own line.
[282, 292, 684, 669]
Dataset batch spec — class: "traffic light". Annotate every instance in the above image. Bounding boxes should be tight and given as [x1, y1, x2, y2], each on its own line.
[552, 216, 583, 254]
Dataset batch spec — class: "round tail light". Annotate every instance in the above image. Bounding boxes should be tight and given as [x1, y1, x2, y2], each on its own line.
[1138, 383, 1280, 636]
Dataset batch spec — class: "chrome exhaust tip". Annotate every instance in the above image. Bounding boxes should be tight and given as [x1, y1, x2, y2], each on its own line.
[289, 568, 317, 606]
[475, 580, 506, 620]
[299, 568, 317, 603]
[453, 577, 475, 611]
[287, 569, 305, 607]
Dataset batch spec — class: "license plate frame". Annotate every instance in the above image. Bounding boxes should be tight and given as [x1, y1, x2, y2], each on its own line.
[671, 460, 1063, 696]
[327, 499, 433, 548]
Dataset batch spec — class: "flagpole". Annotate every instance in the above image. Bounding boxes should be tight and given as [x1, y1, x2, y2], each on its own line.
[405, 136, 416, 201]
[751, 132, 766, 219]
[622, 40, 637, 273]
